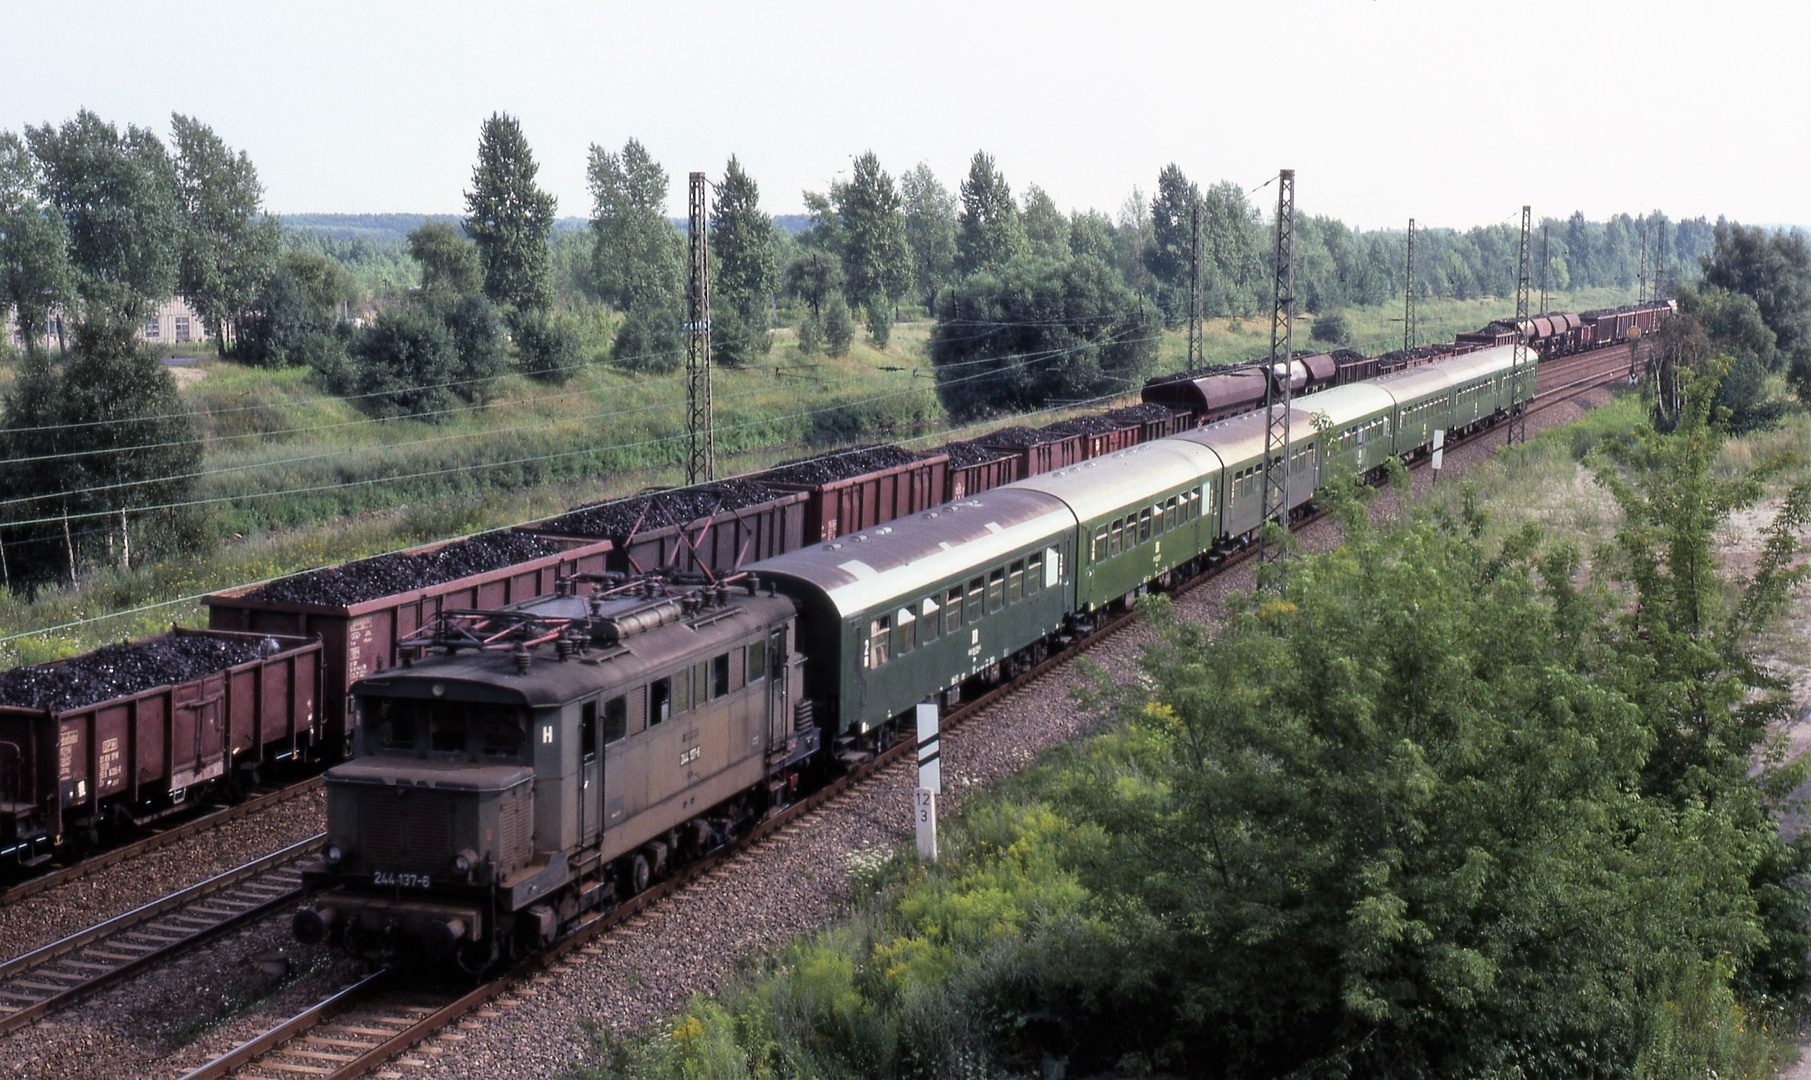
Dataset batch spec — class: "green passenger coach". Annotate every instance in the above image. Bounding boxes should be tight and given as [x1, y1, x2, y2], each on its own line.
[1012, 439, 1221, 613]
[756, 488, 1077, 737]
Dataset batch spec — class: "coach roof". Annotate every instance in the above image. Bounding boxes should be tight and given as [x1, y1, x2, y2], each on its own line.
[750, 487, 1075, 618]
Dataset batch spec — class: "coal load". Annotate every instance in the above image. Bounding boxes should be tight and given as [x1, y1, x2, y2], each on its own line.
[761, 444, 923, 487]
[538, 479, 778, 539]
[251, 533, 566, 607]
[1103, 404, 1179, 426]
[0, 635, 263, 712]
[976, 426, 1047, 448]
[1044, 414, 1127, 437]
[939, 440, 1007, 468]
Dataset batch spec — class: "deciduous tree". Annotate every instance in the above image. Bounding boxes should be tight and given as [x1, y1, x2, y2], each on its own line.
[830, 151, 911, 314]
[901, 163, 956, 311]
[955, 151, 1026, 277]
[709, 155, 776, 326]
[464, 112, 557, 315]
[0, 131, 70, 358]
[26, 110, 181, 323]
[170, 114, 279, 353]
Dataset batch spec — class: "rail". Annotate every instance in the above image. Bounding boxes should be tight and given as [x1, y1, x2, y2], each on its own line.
[173, 354, 1638, 1078]
[0, 832, 321, 1035]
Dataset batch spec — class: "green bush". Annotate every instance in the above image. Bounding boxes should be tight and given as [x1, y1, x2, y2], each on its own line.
[796, 310, 822, 356]
[612, 297, 683, 374]
[512, 309, 583, 384]
[1311, 309, 1351, 346]
[865, 300, 892, 349]
[823, 293, 854, 358]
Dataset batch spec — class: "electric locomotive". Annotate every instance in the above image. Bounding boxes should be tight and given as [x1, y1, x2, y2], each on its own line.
[290, 574, 816, 970]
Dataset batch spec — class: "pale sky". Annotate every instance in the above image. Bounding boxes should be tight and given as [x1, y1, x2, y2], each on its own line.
[6, 0, 1806, 231]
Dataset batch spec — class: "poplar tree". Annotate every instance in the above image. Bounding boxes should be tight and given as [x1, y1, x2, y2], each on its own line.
[955, 150, 1026, 277]
[901, 163, 957, 311]
[170, 114, 279, 353]
[587, 138, 682, 371]
[26, 110, 181, 324]
[709, 155, 776, 325]
[464, 112, 557, 316]
[831, 151, 911, 313]
[0, 131, 70, 359]
[1021, 184, 1070, 262]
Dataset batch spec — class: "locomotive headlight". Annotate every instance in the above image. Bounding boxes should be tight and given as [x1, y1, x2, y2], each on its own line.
[453, 848, 478, 875]
[325, 843, 347, 866]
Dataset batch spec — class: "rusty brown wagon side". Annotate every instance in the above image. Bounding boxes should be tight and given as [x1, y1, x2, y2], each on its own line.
[205, 537, 613, 760]
[523, 489, 807, 579]
[761, 452, 950, 543]
[0, 628, 321, 868]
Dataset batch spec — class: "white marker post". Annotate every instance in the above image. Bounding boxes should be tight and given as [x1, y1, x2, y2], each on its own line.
[914, 788, 937, 861]
[1430, 428, 1446, 484]
[914, 702, 940, 860]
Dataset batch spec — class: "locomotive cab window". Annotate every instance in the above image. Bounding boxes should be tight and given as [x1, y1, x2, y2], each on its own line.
[580, 702, 597, 763]
[712, 653, 731, 698]
[603, 695, 627, 745]
[649, 677, 673, 726]
[747, 640, 767, 683]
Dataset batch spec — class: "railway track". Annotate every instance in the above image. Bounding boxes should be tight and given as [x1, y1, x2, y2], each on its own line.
[173, 347, 1641, 1080]
[0, 777, 324, 909]
[0, 835, 318, 1036]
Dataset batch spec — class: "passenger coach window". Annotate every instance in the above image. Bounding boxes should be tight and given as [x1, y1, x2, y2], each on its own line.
[966, 578, 984, 623]
[1139, 509, 1153, 543]
[603, 696, 627, 744]
[1110, 520, 1123, 556]
[921, 597, 940, 642]
[895, 608, 915, 655]
[1026, 553, 1043, 594]
[1093, 527, 1108, 563]
[1009, 560, 1024, 604]
[869, 615, 892, 668]
[987, 569, 1005, 613]
[945, 586, 963, 634]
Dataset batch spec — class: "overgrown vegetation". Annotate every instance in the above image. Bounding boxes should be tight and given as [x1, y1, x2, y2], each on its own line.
[577, 383, 1811, 1080]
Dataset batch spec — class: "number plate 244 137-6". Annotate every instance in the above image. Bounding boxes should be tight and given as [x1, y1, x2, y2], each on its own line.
[373, 870, 432, 888]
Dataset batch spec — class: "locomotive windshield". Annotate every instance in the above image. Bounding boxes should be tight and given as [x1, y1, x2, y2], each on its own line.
[359, 696, 528, 762]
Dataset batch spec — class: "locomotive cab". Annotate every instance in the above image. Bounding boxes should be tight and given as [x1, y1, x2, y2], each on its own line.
[293, 575, 813, 970]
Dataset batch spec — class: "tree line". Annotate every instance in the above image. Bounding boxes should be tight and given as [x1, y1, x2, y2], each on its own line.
[2, 109, 1802, 587]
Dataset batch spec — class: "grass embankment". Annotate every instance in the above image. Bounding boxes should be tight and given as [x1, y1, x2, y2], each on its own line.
[0, 289, 1640, 666]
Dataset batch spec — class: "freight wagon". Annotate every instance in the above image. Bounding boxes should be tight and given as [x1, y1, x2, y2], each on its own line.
[0, 628, 321, 868]
[206, 533, 614, 760]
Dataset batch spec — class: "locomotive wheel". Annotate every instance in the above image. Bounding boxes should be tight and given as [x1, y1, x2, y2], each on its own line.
[630, 853, 651, 895]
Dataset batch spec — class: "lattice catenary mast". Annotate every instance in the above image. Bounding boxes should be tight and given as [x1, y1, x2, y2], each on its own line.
[1507, 205, 1532, 446]
[1403, 217, 1417, 355]
[1257, 169, 1296, 573]
[1187, 194, 1204, 369]
[685, 171, 714, 485]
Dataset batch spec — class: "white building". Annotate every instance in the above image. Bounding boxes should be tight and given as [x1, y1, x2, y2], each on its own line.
[6, 297, 213, 351]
